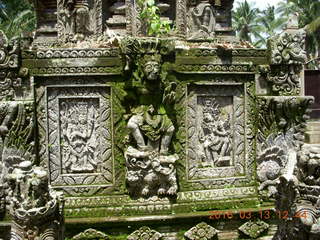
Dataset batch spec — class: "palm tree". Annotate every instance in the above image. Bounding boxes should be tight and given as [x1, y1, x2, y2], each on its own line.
[0, 0, 35, 40]
[255, 5, 287, 47]
[232, 0, 263, 44]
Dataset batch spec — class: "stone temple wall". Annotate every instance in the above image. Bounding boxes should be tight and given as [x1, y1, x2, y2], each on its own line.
[0, 1, 318, 240]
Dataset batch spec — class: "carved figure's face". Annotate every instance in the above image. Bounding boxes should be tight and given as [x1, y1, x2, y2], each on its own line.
[143, 60, 160, 81]
[203, 112, 213, 122]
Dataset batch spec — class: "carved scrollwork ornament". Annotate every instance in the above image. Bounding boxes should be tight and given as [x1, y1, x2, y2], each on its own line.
[259, 64, 303, 96]
[268, 29, 307, 65]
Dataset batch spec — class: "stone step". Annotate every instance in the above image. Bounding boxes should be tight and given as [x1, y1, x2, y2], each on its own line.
[306, 121, 320, 131]
[305, 131, 320, 144]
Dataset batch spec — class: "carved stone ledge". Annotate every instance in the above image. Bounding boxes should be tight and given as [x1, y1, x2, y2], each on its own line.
[175, 64, 254, 73]
[22, 48, 119, 59]
[184, 222, 218, 240]
[30, 66, 122, 76]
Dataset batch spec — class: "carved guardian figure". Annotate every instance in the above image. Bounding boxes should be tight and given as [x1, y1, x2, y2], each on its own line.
[6, 151, 64, 240]
[122, 41, 178, 198]
[189, 0, 216, 39]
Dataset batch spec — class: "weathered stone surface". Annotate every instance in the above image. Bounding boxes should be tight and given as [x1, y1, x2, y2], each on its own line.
[0, 2, 315, 240]
[184, 222, 218, 240]
[72, 228, 109, 240]
[128, 226, 162, 240]
[238, 220, 269, 239]
[6, 150, 64, 240]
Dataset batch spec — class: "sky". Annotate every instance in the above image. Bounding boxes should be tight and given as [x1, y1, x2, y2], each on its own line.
[234, 0, 283, 10]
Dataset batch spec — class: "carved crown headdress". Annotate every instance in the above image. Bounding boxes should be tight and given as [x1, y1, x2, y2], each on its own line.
[202, 97, 220, 115]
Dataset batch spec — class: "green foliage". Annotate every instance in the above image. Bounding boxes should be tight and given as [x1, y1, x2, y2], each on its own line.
[0, 0, 35, 40]
[255, 5, 287, 47]
[136, 0, 171, 37]
[233, 0, 320, 68]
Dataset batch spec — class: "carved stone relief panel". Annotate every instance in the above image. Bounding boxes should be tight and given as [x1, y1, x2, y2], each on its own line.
[187, 84, 250, 184]
[57, 0, 103, 42]
[178, 0, 234, 38]
[45, 85, 113, 195]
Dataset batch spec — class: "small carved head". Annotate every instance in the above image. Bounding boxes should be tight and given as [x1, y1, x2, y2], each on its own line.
[141, 54, 162, 81]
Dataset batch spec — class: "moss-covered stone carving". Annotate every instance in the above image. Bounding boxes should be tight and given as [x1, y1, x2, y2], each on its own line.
[6, 150, 64, 240]
[188, 0, 216, 39]
[0, 31, 29, 101]
[0, 1, 316, 239]
[72, 229, 109, 240]
[184, 222, 218, 240]
[238, 220, 269, 239]
[121, 39, 178, 197]
[256, 96, 313, 198]
[127, 226, 162, 240]
[266, 16, 307, 96]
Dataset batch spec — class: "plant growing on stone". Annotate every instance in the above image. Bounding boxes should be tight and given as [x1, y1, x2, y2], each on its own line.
[137, 0, 171, 37]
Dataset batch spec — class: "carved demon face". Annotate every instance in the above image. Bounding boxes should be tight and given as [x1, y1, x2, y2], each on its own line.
[143, 60, 160, 81]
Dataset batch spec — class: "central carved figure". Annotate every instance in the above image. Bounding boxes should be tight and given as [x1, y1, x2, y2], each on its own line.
[60, 99, 98, 173]
[124, 52, 178, 198]
[199, 98, 231, 167]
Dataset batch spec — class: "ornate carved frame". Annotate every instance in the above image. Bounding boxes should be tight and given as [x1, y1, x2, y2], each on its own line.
[186, 83, 246, 181]
[37, 80, 114, 196]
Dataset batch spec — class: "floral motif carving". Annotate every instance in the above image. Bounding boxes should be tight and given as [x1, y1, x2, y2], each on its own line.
[261, 65, 303, 96]
[184, 222, 217, 240]
[127, 226, 162, 240]
[266, 19, 307, 96]
[238, 220, 269, 239]
[72, 228, 109, 240]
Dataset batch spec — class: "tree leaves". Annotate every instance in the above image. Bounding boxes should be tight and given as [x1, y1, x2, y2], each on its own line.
[137, 0, 171, 37]
[0, 0, 35, 40]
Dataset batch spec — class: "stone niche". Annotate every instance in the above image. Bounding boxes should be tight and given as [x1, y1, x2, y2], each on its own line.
[0, 1, 315, 240]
